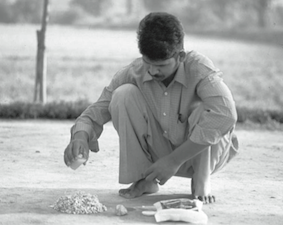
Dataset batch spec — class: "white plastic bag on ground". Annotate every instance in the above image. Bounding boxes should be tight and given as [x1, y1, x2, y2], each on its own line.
[153, 198, 208, 224]
[155, 208, 208, 224]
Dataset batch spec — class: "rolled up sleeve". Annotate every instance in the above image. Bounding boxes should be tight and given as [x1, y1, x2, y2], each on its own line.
[71, 85, 113, 152]
[70, 64, 134, 152]
[189, 72, 237, 145]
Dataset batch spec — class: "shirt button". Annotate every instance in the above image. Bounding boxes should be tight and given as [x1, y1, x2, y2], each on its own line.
[163, 112, 166, 116]
[164, 92, 168, 96]
[164, 131, 167, 134]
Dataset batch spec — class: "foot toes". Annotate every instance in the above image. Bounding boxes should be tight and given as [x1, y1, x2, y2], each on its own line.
[118, 189, 127, 195]
[119, 192, 131, 199]
[210, 195, 216, 203]
[119, 179, 159, 199]
[119, 189, 133, 199]
[196, 195, 216, 204]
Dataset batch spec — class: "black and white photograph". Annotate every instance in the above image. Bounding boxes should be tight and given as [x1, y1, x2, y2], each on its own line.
[0, 0, 282, 224]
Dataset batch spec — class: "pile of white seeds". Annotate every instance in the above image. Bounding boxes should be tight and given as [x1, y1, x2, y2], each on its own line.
[51, 192, 107, 214]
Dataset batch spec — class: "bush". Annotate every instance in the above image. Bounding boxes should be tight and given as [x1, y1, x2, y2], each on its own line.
[236, 106, 283, 125]
[0, 1, 14, 23]
[0, 101, 282, 126]
[0, 100, 89, 119]
[50, 8, 82, 25]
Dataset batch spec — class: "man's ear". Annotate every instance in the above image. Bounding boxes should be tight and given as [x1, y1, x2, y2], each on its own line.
[178, 50, 186, 62]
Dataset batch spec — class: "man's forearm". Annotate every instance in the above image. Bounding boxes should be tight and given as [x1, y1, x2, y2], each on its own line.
[170, 138, 209, 166]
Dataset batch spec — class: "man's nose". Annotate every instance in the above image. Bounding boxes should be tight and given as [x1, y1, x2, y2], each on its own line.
[148, 65, 159, 76]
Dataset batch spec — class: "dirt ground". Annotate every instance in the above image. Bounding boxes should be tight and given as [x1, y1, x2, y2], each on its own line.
[0, 120, 282, 225]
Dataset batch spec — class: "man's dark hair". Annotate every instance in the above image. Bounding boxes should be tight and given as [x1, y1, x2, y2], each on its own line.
[137, 12, 184, 61]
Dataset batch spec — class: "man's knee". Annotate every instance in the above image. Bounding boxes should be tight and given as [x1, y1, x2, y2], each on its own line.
[112, 84, 140, 103]
[110, 84, 142, 114]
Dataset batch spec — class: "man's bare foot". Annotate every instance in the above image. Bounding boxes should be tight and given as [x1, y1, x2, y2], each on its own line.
[119, 179, 159, 199]
[191, 178, 216, 204]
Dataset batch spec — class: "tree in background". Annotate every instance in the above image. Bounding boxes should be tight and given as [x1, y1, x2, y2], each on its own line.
[0, 0, 42, 23]
[0, 0, 281, 29]
[70, 0, 105, 16]
[12, 0, 43, 23]
[126, 0, 146, 20]
[206, 0, 272, 28]
[0, 0, 14, 23]
[150, 0, 275, 29]
[256, 0, 272, 27]
[143, 0, 172, 11]
[34, 0, 50, 104]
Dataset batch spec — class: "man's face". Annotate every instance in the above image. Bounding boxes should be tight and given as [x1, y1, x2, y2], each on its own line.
[142, 53, 180, 83]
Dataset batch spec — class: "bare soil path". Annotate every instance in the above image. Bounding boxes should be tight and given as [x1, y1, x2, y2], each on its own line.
[0, 120, 282, 225]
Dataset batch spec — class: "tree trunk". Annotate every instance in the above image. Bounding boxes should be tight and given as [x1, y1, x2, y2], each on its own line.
[257, 0, 270, 28]
[34, 0, 49, 104]
[126, 0, 133, 15]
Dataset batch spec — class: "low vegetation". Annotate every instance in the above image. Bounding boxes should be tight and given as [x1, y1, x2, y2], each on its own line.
[0, 101, 283, 126]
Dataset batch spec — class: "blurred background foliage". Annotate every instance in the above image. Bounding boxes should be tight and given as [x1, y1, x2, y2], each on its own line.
[0, 0, 282, 30]
[0, 0, 282, 125]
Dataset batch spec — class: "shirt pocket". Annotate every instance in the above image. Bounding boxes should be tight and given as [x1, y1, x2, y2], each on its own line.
[169, 113, 189, 147]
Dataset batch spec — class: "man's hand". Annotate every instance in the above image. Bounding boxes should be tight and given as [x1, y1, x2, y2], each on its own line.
[144, 155, 181, 185]
[64, 131, 89, 167]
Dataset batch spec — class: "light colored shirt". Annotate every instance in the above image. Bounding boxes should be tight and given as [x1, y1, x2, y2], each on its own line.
[71, 51, 237, 151]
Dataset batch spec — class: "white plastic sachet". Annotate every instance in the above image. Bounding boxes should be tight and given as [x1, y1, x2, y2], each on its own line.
[69, 154, 86, 170]
[142, 198, 208, 224]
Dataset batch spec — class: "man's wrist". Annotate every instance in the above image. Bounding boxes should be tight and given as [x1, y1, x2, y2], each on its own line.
[73, 131, 89, 142]
[170, 139, 209, 166]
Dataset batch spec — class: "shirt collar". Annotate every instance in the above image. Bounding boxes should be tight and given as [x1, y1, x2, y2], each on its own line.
[174, 62, 188, 88]
[142, 62, 188, 88]
[142, 70, 152, 83]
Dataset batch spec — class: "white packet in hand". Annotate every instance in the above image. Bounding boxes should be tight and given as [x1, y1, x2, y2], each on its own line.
[69, 154, 86, 170]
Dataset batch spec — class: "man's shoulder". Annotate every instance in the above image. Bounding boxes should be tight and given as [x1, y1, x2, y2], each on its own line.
[111, 57, 145, 85]
[184, 50, 215, 68]
[184, 50, 219, 77]
[118, 58, 143, 73]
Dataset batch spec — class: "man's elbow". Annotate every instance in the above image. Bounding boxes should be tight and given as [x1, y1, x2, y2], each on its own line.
[230, 103, 238, 125]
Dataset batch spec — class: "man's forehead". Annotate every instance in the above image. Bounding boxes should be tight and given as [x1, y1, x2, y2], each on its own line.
[142, 55, 173, 65]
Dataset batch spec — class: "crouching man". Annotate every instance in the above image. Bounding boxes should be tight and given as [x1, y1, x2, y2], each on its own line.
[64, 12, 239, 204]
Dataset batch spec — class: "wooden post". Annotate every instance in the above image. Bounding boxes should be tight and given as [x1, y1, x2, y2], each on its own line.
[34, 0, 49, 103]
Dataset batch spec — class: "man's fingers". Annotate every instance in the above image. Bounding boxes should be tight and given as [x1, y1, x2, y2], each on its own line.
[144, 167, 160, 182]
[63, 150, 69, 166]
[78, 145, 88, 166]
[64, 141, 82, 166]
[64, 139, 90, 168]
[158, 178, 167, 186]
[144, 171, 168, 186]
[64, 143, 74, 166]
[72, 141, 81, 157]
[80, 145, 89, 160]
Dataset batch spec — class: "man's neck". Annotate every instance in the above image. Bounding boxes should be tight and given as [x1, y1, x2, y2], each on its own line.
[162, 66, 179, 87]
[162, 75, 175, 87]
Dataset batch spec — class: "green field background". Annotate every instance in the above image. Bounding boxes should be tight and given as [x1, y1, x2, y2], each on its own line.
[0, 24, 282, 112]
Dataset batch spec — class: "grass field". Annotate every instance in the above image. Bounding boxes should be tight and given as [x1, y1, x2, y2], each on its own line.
[0, 24, 282, 111]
